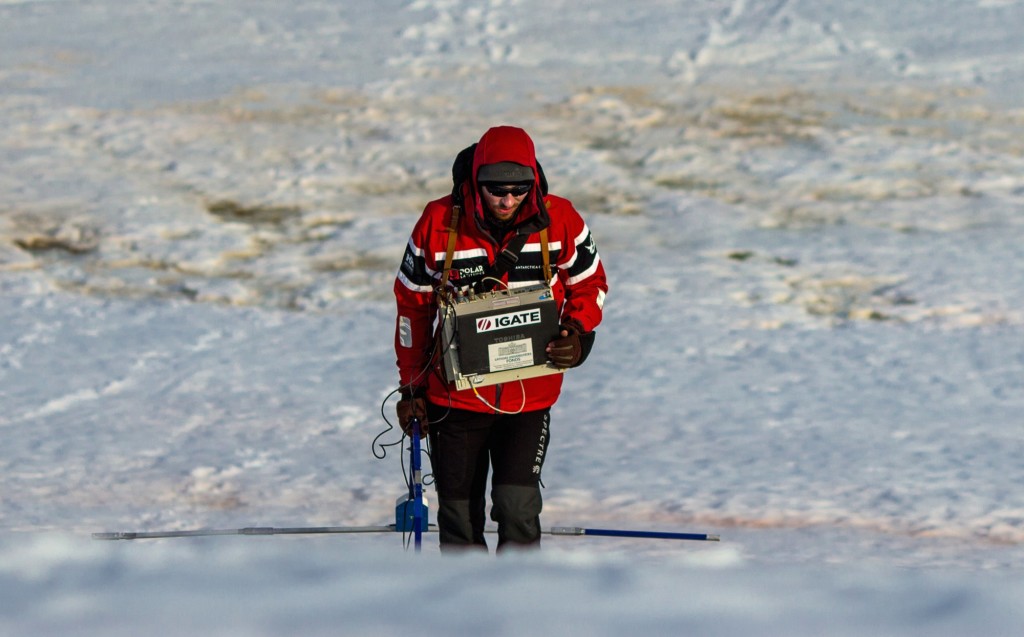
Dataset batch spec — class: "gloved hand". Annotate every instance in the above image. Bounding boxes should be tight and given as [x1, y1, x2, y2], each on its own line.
[396, 387, 428, 438]
[547, 319, 588, 369]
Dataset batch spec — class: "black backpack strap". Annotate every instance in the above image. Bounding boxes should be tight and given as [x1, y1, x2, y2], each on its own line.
[451, 144, 477, 206]
[481, 232, 530, 291]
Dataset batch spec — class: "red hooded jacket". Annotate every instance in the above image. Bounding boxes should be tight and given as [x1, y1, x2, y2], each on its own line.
[394, 126, 608, 413]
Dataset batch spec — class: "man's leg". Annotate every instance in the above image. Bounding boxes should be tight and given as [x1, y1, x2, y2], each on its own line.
[489, 408, 550, 551]
[427, 404, 493, 552]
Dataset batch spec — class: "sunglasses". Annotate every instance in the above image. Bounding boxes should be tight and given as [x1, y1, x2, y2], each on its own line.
[482, 183, 532, 198]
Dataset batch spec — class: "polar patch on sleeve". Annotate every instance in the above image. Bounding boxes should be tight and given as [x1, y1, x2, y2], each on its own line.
[398, 316, 413, 348]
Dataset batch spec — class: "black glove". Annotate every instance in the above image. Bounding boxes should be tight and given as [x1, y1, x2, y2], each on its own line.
[396, 387, 428, 438]
[546, 319, 595, 369]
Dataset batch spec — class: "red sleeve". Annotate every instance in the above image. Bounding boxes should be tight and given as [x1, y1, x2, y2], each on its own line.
[551, 200, 608, 333]
[394, 202, 445, 389]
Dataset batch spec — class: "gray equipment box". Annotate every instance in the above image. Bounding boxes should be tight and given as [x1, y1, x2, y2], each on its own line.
[439, 284, 565, 390]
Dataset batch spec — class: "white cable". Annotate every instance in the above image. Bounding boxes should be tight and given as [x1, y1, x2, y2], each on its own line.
[471, 379, 526, 415]
[480, 276, 509, 291]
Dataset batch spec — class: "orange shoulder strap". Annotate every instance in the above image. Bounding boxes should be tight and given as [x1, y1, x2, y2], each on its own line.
[540, 227, 551, 283]
[439, 204, 461, 294]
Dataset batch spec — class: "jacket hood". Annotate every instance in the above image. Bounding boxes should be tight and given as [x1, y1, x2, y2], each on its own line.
[467, 126, 549, 235]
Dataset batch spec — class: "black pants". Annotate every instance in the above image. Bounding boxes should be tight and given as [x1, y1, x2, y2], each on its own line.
[426, 403, 551, 552]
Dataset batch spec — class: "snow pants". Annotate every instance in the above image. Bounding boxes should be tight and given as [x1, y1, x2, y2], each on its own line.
[426, 403, 551, 553]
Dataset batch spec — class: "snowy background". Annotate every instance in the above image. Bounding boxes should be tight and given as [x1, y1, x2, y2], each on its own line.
[3, 0, 1024, 634]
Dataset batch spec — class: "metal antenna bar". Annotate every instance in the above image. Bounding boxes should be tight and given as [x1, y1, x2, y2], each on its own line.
[91, 525, 437, 540]
[94, 525, 717, 542]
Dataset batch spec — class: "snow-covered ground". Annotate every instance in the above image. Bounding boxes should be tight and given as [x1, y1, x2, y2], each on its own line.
[2, 0, 1024, 634]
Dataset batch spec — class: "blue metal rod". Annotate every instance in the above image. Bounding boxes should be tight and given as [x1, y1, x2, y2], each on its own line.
[410, 418, 424, 552]
[547, 526, 720, 542]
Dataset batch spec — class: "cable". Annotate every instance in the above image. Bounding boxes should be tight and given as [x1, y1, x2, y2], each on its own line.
[479, 276, 509, 291]
[374, 281, 458, 491]
[373, 287, 451, 460]
[372, 387, 405, 460]
[470, 378, 527, 415]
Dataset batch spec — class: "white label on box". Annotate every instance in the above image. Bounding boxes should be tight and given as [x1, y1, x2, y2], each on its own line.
[488, 338, 534, 371]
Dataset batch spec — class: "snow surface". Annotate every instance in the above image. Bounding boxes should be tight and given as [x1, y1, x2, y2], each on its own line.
[2, 0, 1024, 634]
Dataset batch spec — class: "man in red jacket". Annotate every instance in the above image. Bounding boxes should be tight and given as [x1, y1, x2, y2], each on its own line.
[394, 126, 608, 552]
